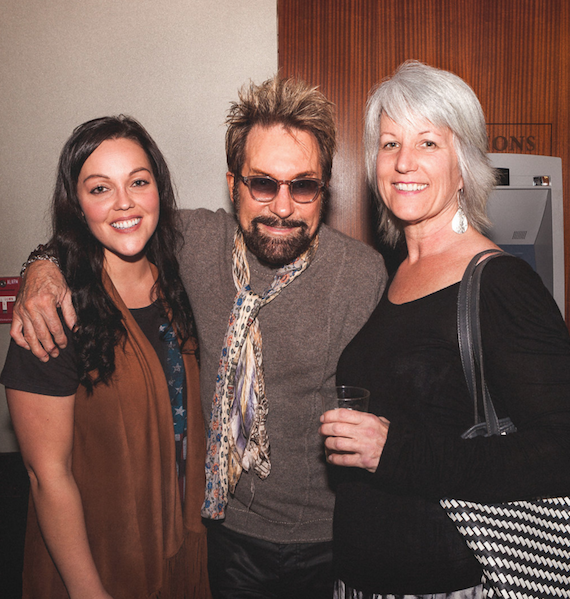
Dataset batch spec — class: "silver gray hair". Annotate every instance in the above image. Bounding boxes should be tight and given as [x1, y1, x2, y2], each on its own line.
[364, 60, 496, 245]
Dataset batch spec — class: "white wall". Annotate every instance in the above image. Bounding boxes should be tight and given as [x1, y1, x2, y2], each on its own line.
[0, 0, 278, 451]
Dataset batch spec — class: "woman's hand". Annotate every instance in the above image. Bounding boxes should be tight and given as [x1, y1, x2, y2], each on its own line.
[319, 409, 390, 473]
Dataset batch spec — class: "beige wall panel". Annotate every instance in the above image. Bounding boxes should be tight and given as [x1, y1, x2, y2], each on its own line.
[0, 0, 278, 452]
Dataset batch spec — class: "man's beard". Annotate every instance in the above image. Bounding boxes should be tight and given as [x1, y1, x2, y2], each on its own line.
[234, 189, 320, 266]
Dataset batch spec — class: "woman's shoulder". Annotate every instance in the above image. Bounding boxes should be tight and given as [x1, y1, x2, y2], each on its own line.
[1, 321, 79, 396]
[481, 253, 548, 295]
[480, 253, 567, 333]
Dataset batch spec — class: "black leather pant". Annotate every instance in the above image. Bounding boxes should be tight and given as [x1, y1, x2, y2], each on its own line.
[207, 522, 334, 599]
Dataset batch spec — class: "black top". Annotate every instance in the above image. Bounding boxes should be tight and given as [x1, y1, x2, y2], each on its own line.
[334, 255, 570, 594]
[1, 303, 169, 396]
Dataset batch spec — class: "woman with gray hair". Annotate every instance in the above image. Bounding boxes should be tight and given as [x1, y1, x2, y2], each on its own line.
[320, 61, 570, 597]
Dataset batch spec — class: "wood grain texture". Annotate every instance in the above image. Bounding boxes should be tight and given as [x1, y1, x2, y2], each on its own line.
[278, 0, 570, 320]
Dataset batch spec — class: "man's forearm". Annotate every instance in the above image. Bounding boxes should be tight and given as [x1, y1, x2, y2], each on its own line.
[11, 255, 75, 359]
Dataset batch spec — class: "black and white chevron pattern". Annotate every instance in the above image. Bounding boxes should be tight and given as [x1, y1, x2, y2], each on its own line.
[440, 497, 570, 598]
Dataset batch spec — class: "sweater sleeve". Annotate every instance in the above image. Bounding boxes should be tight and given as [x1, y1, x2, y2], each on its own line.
[374, 256, 570, 503]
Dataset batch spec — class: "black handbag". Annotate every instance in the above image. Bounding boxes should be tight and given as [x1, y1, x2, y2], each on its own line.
[440, 249, 570, 598]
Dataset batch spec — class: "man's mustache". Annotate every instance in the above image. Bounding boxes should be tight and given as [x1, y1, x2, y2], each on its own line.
[252, 216, 308, 231]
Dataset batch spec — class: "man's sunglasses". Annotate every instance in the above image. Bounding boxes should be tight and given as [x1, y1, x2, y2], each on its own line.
[239, 175, 325, 204]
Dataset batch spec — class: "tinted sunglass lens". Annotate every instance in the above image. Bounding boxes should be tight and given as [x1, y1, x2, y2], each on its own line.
[250, 177, 278, 200]
[291, 179, 319, 201]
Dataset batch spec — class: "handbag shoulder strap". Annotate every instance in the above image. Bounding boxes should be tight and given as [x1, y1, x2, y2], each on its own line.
[457, 249, 505, 436]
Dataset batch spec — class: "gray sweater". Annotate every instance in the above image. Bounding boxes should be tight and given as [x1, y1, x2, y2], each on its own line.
[179, 208, 387, 543]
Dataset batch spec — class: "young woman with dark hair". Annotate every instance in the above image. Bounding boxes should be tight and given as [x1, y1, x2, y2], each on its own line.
[1, 116, 211, 598]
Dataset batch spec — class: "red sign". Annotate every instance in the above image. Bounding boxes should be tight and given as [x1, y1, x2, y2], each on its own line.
[0, 277, 21, 324]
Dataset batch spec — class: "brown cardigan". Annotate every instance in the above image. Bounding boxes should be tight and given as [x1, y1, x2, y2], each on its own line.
[22, 271, 211, 598]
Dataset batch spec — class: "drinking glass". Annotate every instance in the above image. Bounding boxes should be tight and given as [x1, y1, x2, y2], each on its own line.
[320, 386, 370, 413]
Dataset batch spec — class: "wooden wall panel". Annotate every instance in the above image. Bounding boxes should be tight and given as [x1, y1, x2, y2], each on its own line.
[278, 0, 570, 320]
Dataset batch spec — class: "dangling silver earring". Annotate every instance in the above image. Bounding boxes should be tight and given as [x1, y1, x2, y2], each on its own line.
[452, 189, 468, 234]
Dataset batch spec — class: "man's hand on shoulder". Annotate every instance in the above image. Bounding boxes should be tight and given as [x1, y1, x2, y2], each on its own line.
[11, 261, 76, 362]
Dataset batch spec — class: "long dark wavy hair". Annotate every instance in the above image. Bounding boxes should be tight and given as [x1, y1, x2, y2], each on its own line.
[50, 115, 195, 392]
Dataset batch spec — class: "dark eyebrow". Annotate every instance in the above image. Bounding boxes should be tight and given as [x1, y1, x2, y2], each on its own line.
[82, 174, 109, 184]
[130, 167, 152, 177]
[81, 167, 152, 185]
